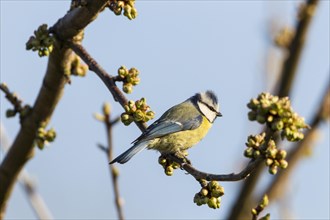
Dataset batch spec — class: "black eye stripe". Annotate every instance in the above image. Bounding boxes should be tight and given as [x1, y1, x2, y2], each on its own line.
[201, 101, 217, 113]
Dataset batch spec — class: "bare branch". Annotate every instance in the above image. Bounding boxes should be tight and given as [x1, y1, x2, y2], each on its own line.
[276, 0, 319, 97]
[97, 105, 125, 220]
[168, 154, 263, 182]
[0, 123, 53, 220]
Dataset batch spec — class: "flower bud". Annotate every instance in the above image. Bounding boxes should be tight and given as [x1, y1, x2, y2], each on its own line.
[123, 83, 133, 94]
[279, 160, 288, 169]
[158, 156, 167, 166]
[165, 166, 174, 176]
[6, 109, 16, 118]
[211, 185, 225, 198]
[207, 197, 219, 209]
[133, 109, 145, 121]
[200, 188, 208, 197]
[146, 111, 155, 120]
[276, 149, 287, 160]
[253, 150, 261, 159]
[244, 147, 254, 158]
[265, 158, 273, 166]
[248, 111, 257, 121]
[102, 102, 111, 115]
[256, 115, 266, 124]
[208, 181, 219, 191]
[268, 165, 278, 175]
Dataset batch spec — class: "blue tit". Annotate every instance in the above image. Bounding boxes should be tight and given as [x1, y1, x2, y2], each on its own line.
[110, 90, 222, 164]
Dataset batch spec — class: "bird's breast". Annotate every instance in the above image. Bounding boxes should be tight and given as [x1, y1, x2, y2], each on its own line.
[148, 116, 212, 153]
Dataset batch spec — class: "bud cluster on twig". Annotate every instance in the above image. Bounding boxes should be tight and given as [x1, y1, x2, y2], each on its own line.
[0, 83, 31, 121]
[121, 98, 155, 125]
[158, 154, 182, 176]
[108, 0, 137, 20]
[193, 179, 224, 209]
[116, 66, 140, 94]
[251, 195, 270, 220]
[70, 55, 88, 77]
[247, 92, 309, 142]
[35, 126, 56, 150]
[244, 133, 288, 175]
[26, 24, 55, 57]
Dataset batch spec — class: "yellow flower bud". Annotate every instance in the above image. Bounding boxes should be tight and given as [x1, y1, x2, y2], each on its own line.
[123, 83, 133, 94]
[158, 157, 167, 166]
[165, 166, 174, 176]
[133, 109, 145, 121]
[279, 160, 288, 169]
[102, 102, 111, 115]
[207, 197, 219, 209]
[118, 66, 128, 78]
[265, 158, 273, 166]
[200, 188, 208, 197]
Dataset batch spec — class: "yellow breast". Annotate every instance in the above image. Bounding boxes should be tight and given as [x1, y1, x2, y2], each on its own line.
[148, 116, 212, 153]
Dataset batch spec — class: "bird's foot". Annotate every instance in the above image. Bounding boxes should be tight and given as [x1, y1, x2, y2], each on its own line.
[173, 151, 191, 165]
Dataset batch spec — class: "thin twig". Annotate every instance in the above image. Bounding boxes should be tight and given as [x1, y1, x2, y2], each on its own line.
[67, 41, 147, 132]
[0, 83, 23, 113]
[102, 107, 125, 220]
[227, 1, 320, 219]
[0, 123, 53, 220]
[169, 155, 263, 181]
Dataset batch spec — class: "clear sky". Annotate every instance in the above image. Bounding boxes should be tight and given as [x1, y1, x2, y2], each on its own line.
[1, 1, 329, 219]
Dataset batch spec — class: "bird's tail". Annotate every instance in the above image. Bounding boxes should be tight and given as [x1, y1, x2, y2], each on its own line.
[110, 142, 147, 164]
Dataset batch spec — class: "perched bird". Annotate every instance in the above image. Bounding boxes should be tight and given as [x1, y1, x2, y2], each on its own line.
[110, 90, 222, 164]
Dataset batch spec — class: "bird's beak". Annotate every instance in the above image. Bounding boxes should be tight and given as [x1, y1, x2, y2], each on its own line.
[216, 112, 222, 117]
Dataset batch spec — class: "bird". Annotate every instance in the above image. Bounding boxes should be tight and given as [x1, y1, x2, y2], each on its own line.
[110, 90, 222, 164]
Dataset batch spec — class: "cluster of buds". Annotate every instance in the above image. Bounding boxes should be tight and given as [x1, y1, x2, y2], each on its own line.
[158, 155, 181, 176]
[109, 0, 137, 20]
[35, 126, 56, 150]
[244, 132, 288, 175]
[71, 55, 88, 77]
[244, 132, 266, 159]
[6, 105, 30, 121]
[265, 140, 288, 175]
[247, 93, 308, 142]
[193, 179, 224, 209]
[117, 66, 140, 94]
[274, 27, 294, 49]
[121, 98, 155, 125]
[1, 83, 31, 121]
[26, 24, 55, 57]
[251, 195, 270, 220]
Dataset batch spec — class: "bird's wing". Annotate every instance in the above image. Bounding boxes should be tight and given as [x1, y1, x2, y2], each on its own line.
[132, 114, 203, 144]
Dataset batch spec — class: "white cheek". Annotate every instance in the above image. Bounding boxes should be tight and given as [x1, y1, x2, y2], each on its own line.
[197, 102, 217, 122]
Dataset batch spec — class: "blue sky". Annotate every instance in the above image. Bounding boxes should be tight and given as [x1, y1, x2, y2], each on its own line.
[1, 1, 329, 219]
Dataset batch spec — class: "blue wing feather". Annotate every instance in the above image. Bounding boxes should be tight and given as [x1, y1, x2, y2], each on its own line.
[132, 113, 203, 144]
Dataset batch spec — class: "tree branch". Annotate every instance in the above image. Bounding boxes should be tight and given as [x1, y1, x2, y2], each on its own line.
[1, 123, 53, 220]
[67, 41, 147, 132]
[169, 155, 264, 182]
[227, 1, 320, 219]
[0, 1, 109, 218]
[97, 105, 125, 220]
[276, 0, 319, 98]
